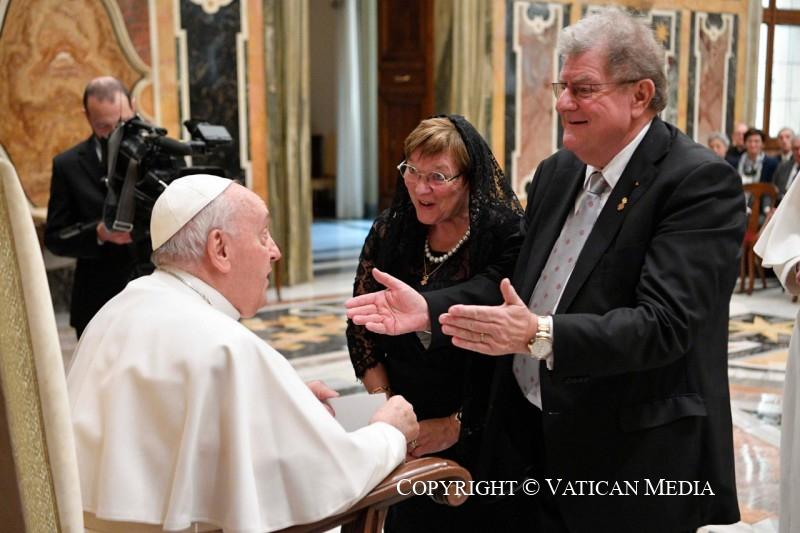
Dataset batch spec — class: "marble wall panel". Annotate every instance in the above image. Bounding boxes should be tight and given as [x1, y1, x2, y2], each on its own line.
[117, 0, 151, 68]
[687, 13, 736, 143]
[179, 0, 243, 181]
[505, 1, 567, 196]
[650, 10, 680, 127]
[0, 0, 144, 207]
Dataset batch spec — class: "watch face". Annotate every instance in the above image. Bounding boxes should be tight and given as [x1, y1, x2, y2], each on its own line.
[531, 338, 551, 359]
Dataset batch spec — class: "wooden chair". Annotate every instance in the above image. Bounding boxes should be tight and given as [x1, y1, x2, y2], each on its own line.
[276, 457, 471, 533]
[0, 159, 470, 532]
[739, 182, 779, 294]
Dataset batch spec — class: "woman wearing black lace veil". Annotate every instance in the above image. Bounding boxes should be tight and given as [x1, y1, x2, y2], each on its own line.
[346, 115, 532, 531]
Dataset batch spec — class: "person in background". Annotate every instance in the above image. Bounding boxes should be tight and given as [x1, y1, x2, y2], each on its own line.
[346, 115, 532, 531]
[738, 128, 779, 184]
[774, 135, 800, 203]
[777, 127, 795, 163]
[45, 76, 141, 338]
[708, 131, 730, 161]
[726, 121, 748, 168]
[755, 177, 800, 533]
[69, 174, 419, 532]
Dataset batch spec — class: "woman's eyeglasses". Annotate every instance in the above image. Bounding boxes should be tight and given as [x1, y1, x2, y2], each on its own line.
[397, 161, 462, 188]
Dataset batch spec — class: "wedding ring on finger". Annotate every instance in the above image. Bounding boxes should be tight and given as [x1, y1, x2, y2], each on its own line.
[408, 439, 418, 450]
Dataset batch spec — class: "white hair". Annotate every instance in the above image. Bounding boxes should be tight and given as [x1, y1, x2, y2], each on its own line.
[151, 189, 237, 267]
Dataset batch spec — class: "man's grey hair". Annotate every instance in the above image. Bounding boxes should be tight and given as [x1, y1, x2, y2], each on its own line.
[557, 7, 668, 113]
[707, 132, 730, 147]
[151, 189, 237, 268]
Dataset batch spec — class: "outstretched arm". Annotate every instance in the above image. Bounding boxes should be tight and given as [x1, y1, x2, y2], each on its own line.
[345, 268, 430, 335]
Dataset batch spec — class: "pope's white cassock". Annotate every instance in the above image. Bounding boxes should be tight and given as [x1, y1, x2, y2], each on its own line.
[68, 268, 406, 532]
[754, 180, 800, 533]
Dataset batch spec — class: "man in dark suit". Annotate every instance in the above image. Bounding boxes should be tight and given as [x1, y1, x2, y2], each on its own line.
[774, 135, 800, 202]
[347, 8, 743, 532]
[45, 77, 139, 338]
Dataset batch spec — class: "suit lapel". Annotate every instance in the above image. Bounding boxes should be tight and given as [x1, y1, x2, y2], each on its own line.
[515, 160, 585, 302]
[556, 118, 672, 313]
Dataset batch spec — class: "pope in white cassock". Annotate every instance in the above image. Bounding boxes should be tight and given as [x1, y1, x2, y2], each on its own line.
[67, 174, 419, 532]
[754, 179, 800, 533]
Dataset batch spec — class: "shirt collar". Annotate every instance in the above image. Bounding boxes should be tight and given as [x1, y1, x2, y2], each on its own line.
[157, 268, 241, 321]
[584, 118, 653, 190]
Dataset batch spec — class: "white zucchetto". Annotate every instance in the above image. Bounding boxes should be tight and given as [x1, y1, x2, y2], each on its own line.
[150, 174, 233, 249]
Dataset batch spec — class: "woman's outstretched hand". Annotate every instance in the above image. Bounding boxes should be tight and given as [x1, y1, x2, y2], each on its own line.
[345, 268, 431, 335]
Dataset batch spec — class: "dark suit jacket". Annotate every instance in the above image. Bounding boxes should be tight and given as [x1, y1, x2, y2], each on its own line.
[425, 118, 743, 532]
[44, 136, 140, 335]
[773, 158, 799, 201]
[759, 154, 779, 183]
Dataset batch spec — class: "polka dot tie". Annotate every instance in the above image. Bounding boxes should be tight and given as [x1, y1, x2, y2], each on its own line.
[514, 171, 609, 408]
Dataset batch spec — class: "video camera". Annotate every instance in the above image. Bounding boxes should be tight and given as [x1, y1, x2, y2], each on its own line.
[103, 116, 234, 242]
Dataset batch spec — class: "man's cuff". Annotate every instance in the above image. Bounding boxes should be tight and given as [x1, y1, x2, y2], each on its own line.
[543, 315, 554, 370]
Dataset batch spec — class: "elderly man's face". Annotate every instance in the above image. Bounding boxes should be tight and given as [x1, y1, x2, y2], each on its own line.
[224, 186, 282, 317]
[732, 123, 748, 149]
[555, 47, 640, 168]
[792, 138, 800, 165]
[778, 129, 794, 154]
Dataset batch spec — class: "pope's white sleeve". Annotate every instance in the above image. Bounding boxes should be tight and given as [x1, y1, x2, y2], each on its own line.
[347, 422, 406, 487]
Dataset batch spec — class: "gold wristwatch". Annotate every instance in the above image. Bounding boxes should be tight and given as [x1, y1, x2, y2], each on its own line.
[527, 315, 553, 360]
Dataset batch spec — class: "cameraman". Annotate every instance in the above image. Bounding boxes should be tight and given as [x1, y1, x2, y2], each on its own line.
[45, 76, 143, 338]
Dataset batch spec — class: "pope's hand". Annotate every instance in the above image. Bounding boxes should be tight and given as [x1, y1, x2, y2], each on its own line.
[440, 278, 538, 356]
[306, 380, 339, 416]
[371, 395, 419, 444]
[345, 268, 430, 335]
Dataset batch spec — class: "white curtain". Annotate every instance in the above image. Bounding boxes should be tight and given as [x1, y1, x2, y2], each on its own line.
[336, 0, 377, 219]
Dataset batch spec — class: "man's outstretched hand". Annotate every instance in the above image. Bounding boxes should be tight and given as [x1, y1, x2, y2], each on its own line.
[440, 278, 538, 355]
[345, 268, 430, 335]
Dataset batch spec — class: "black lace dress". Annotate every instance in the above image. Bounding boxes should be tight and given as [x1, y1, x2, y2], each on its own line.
[348, 211, 473, 423]
[347, 114, 531, 531]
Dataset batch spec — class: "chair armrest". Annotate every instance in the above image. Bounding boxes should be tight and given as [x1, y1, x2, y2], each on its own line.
[276, 457, 472, 533]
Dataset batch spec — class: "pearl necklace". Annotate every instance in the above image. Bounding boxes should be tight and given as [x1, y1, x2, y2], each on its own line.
[424, 228, 471, 264]
[421, 227, 470, 286]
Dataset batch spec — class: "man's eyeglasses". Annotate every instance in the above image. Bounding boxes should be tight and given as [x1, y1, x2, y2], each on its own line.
[551, 80, 639, 100]
[397, 161, 462, 187]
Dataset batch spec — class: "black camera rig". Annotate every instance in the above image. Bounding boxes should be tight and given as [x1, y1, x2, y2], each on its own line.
[103, 116, 233, 241]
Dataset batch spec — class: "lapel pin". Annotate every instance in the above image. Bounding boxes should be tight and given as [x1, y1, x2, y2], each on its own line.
[617, 197, 628, 211]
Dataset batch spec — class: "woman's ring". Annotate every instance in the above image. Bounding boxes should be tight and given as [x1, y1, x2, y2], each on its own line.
[409, 439, 418, 449]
